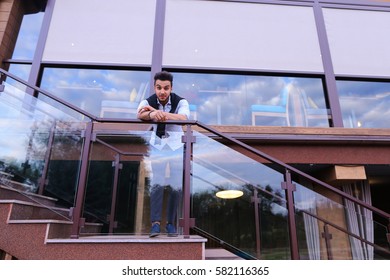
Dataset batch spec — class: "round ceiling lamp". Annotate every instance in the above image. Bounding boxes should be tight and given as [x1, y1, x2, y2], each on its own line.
[215, 190, 244, 199]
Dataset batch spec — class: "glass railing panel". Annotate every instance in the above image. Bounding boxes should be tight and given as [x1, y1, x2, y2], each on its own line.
[191, 129, 289, 259]
[294, 180, 389, 259]
[1, 73, 91, 121]
[1, 79, 89, 122]
[301, 218, 388, 260]
[42, 125, 84, 208]
[81, 127, 185, 236]
[114, 154, 145, 234]
[83, 138, 117, 232]
[320, 220, 380, 260]
[373, 219, 389, 252]
[0, 73, 89, 218]
[294, 182, 346, 229]
[296, 210, 366, 260]
[295, 210, 371, 260]
[295, 210, 325, 260]
[257, 191, 290, 260]
[0, 83, 52, 193]
[0, 117, 50, 193]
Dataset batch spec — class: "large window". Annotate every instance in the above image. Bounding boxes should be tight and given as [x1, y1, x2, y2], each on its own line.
[337, 80, 390, 128]
[12, 12, 44, 60]
[7, 12, 44, 79]
[172, 72, 329, 127]
[323, 8, 390, 76]
[164, 0, 323, 72]
[39, 68, 331, 127]
[40, 68, 150, 118]
[42, 0, 156, 65]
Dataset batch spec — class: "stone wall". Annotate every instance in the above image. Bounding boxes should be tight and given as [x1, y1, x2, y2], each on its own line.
[0, 0, 24, 70]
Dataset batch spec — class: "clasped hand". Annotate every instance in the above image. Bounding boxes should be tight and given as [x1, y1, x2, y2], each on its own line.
[139, 105, 168, 122]
[151, 110, 168, 122]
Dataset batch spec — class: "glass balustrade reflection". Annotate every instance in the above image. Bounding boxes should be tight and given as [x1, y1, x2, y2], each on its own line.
[81, 128, 185, 236]
[43, 131, 84, 208]
[0, 74, 89, 219]
[294, 180, 389, 259]
[191, 130, 289, 259]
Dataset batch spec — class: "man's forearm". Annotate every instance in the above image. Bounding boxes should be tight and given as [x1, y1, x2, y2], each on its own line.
[137, 107, 154, 120]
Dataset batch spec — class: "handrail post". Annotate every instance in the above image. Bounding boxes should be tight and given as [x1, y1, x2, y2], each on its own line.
[180, 124, 196, 237]
[70, 122, 94, 238]
[251, 188, 262, 259]
[108, 154, 122, 234]
[37, 121, 56, 195]
[322, 223, 334, 260]
[282, 169, 300, 259]
[387, 220, 390, 245]
[0, 73, 4, 92]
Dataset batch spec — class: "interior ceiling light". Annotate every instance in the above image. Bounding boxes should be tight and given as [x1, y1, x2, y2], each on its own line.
[216, 190, 243, 199]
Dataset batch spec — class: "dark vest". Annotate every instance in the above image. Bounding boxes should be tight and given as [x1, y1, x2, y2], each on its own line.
[146, 92, 184, 137]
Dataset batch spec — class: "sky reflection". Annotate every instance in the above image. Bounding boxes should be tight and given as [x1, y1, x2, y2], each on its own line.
[337, 80, 390, 128]
[12, 12, 44, 60]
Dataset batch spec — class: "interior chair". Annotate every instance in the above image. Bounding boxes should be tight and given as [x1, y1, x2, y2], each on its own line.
[300, 89, 331, 126]
[100, 82, 149, 117]
[251, 84, 291, 126]
[189, 104, 197, 120]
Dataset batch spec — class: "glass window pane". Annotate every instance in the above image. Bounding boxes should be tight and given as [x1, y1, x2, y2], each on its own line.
[324, 8, 390, 76]
[43, 0, 156, 65]
[40, 68, 150, 118]
[172, 72, 329, 127]
[12, 12, 44, 60]
[7, 64, 31, 82]
[164, 0, 323, 72]
[337, 80, 390, 128]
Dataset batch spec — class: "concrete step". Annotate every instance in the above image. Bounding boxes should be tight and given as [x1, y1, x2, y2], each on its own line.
[0, 185, 57, 207]
[7, 200, 70, 221]
[0, 202, 207, 259]
[1, 200, 103, 239]
[205, 248, 244, 260]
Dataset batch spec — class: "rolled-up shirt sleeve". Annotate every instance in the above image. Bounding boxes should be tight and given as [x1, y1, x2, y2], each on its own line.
[177, 99, 190, 119]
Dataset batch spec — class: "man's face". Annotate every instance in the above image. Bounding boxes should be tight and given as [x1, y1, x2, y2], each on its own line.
[154, 79, 172, 105]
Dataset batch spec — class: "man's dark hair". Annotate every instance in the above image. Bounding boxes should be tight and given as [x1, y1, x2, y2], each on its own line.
[154, 71, 173, 85]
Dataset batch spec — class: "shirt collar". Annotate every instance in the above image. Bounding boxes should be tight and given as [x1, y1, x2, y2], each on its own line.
[157, 95, 171, 107]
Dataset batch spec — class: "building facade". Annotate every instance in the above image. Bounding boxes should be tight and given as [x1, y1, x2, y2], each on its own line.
[0, 0, 390, 260]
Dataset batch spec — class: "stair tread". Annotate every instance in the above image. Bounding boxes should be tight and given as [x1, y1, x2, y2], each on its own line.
[8, 219, 73, 224]
[0, 199, 68, 211]
[205, 248, 244, 260]
[46, 234, 207, 243]
[0, 185, 57, 201]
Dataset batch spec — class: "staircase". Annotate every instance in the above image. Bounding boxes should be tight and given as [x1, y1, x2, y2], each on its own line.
[0, 185, 206, 260]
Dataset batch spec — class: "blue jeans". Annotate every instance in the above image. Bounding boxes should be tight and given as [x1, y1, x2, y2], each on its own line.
[149, 147, 183, 224]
